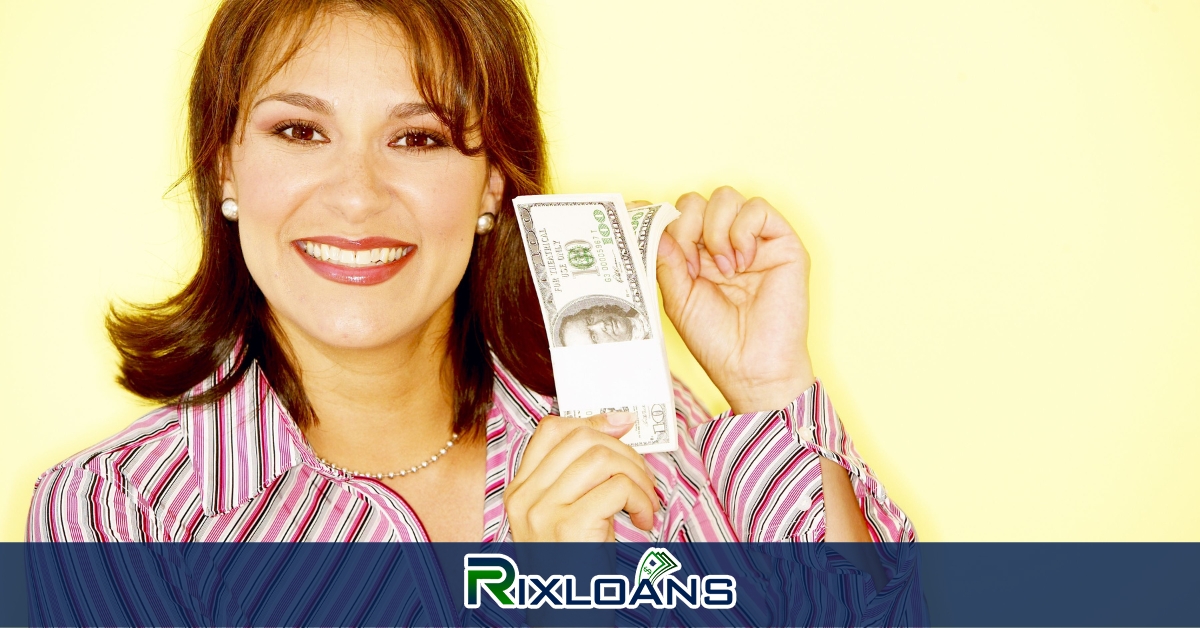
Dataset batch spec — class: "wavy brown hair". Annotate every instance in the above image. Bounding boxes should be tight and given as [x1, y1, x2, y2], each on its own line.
[107, 0, 554, 437]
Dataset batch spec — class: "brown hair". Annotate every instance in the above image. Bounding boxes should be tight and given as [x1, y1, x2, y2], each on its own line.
[107, 0, 555, 438]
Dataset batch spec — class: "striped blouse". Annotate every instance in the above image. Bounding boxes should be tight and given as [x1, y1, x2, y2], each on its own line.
[27, 354, 914, 547]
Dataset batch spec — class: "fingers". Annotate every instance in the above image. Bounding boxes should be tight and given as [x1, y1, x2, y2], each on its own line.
[701, 186, 746, 278]
[669, 187, 748, 279]
[519, 423, 660, 513]
[513, 411, 634, 487]
[537, 443, 659, 521]
[728, 197, 772, 272]
[666, 187, 804, 276]
[504, 414, 663, 540]
[667, 191, 706, 278]
[732, 197, 810, 272]
[656, 230, 695, 310]
[572, 474, 657, 532]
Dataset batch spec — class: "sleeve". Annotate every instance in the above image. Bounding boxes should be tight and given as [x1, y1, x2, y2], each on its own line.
[26, 464, 162, 542]
[656, 379, 928, 625]
[685, 378, 916, 544]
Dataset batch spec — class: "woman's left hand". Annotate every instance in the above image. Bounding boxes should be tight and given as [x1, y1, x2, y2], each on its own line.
[653, 186, 816, 414]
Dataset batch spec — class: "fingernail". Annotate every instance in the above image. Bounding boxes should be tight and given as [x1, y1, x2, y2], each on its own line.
[606, 411, 635, 427]
[735, 251, 746, 272]
[714, 254, 734, 278]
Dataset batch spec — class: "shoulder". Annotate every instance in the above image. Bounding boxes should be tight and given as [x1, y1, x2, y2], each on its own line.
[35, 404, 187, 493]
[28, 405, 190, 541]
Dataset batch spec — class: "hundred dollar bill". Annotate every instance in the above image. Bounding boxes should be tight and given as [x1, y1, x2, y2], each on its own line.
[514, 194, 680, 453]
[627, 202, 682, 431]
[627, 202, 681, 334]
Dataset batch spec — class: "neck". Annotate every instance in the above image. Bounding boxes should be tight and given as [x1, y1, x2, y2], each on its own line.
[276, 299, 459, 473]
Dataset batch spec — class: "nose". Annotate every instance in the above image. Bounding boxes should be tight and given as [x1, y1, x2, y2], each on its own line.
[321, 143, 391, 223]
[587, 319, 608, 337]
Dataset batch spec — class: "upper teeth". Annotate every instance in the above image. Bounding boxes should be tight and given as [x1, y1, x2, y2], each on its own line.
[300, 241, 410, 267]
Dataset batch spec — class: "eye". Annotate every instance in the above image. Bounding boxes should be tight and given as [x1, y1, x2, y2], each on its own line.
[273, 121, 328, 143]
[390, 129, 446, 150]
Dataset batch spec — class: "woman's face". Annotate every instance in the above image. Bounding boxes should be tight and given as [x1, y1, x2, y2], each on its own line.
[223, 12, 502, 352]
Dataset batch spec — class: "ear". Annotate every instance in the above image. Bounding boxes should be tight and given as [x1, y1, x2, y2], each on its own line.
[219, 147, 237, 201]
[479, 164, 505, 217]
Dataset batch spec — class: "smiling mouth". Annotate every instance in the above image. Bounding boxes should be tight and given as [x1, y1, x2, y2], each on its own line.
[297, 240, 414, 268]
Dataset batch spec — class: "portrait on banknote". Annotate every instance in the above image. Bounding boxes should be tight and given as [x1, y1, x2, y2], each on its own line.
[554, 296, 650, 346]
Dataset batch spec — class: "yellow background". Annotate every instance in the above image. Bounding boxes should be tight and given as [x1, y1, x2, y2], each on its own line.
[2, 1, 1198, 542]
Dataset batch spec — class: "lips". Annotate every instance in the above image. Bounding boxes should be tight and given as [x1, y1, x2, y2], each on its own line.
[293, 236, 415, 286]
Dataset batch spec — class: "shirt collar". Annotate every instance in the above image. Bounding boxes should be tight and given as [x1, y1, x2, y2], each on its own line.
[489, 358, 557, 436]
[181, 350, 555, 517]
[181, 355, 306, 516]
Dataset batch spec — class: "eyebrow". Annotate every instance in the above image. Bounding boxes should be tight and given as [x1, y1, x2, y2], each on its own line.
[389, 102, 433, 119]
[252, 92, 433, 120]
[253, 92, 333, 115]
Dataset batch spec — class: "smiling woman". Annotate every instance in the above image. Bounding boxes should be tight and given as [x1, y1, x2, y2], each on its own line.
[105, 1, 547, 443]
[26, 0, 913, 592]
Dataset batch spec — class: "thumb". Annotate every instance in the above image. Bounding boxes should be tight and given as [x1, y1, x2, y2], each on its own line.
[587, 411, 636, 438]
[656, 230, 694, 318]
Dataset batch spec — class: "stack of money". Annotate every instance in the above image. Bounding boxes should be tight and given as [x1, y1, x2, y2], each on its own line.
[513, 194, 681, 453]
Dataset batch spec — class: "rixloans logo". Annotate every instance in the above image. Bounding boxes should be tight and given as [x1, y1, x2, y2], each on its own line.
[464, 548, 736, 610]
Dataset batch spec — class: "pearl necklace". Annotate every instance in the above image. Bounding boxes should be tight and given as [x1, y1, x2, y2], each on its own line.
[319, 432, 459, 480]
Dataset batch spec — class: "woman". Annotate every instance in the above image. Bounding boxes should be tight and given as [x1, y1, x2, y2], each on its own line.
[28, 0, 910, 572]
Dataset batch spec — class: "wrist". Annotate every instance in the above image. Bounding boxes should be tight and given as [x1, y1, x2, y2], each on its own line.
[724, 365, 816, 415]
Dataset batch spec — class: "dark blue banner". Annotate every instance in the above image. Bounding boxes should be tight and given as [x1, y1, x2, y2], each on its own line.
[2, 543, 1199, 626]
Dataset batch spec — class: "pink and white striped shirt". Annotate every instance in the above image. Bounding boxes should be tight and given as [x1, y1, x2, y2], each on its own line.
[27, 354, 914, 547]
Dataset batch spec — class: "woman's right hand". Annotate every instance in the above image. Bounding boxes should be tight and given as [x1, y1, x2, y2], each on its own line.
[503, 412, 661, 541]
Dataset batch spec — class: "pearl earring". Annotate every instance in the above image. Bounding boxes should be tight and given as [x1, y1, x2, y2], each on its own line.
[221, 198, 239, 222]
[475, 212, 496, 234]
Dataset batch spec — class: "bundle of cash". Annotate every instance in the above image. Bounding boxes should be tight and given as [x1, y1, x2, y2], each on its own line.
[513, 194, 681, 453]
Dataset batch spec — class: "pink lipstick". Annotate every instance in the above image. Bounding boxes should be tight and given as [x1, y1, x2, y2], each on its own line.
[293, 236, 415, 286]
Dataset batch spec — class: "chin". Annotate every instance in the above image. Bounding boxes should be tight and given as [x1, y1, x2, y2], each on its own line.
[335, 316, 426, 348]
[278, 305, 431, 351]
[266, 279, 457, 352]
